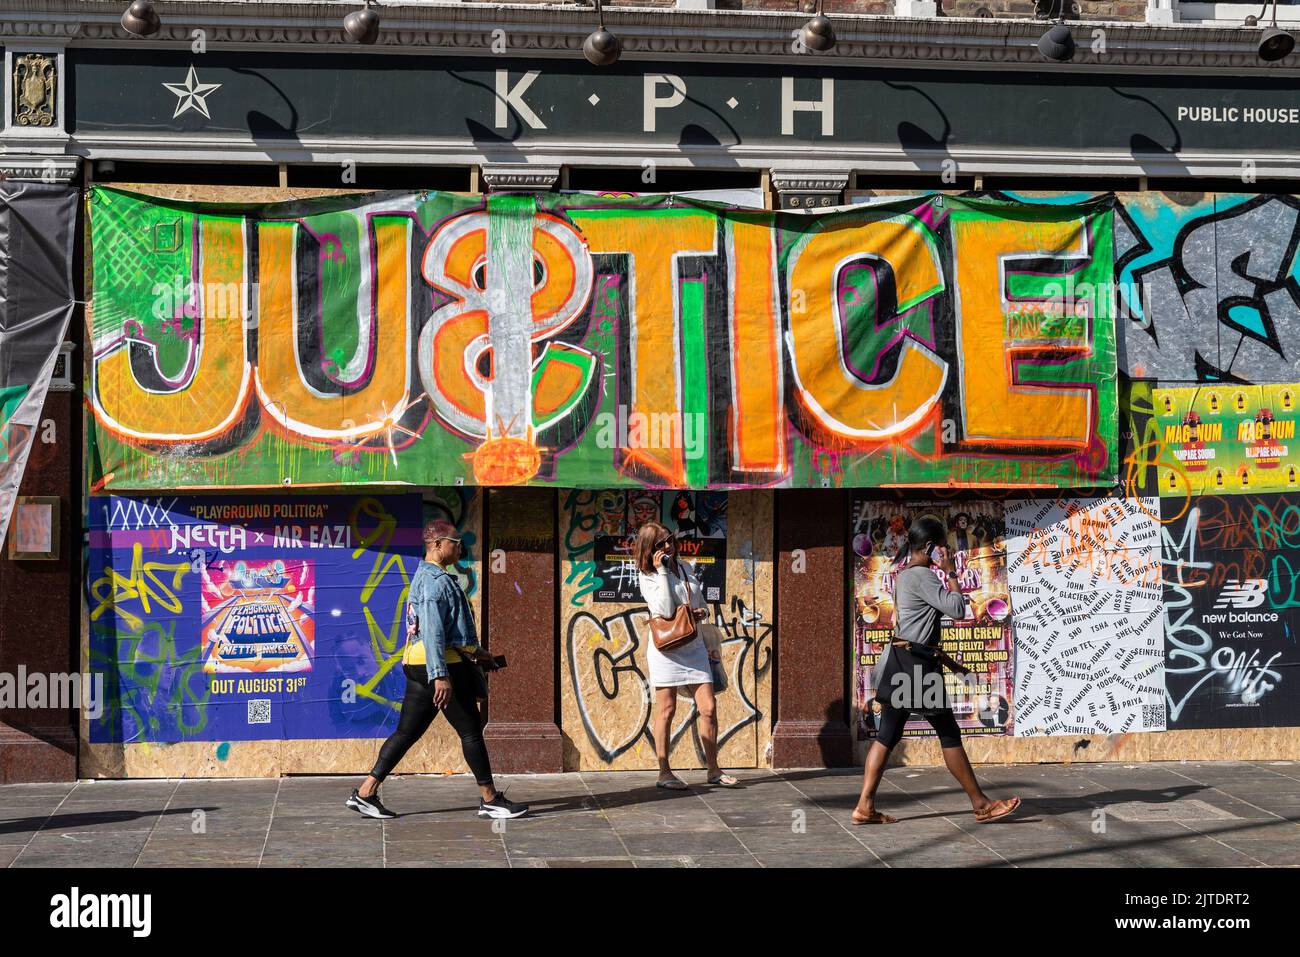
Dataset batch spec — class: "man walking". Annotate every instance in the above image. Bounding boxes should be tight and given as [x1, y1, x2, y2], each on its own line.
[347, 519, 528, 820]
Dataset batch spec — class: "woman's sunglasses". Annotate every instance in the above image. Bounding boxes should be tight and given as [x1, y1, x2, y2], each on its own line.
[654, 534, 676, 549]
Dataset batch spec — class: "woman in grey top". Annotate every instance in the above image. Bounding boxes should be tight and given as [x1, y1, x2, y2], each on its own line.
[852, 516, 1021, 825]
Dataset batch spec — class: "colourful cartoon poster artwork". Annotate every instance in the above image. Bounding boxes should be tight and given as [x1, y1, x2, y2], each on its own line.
[201, 559, 315, 674]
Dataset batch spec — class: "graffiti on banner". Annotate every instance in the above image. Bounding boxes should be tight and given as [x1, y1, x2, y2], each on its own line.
[1117, 194, 1300, 384]
[851, 497, 1014, 739]
[1005, 497, 1165, 736]
[87, 188, 1118, 491]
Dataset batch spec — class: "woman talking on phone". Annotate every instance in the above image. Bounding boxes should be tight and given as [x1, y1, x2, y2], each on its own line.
[852, 516, 1020, 825]
[635, 520, 738, 790]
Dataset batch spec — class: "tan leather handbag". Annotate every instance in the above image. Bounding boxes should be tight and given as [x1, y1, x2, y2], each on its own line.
[647, 568, 699, 652]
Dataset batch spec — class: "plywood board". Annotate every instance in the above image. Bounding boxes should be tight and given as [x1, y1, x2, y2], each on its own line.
[79, 488, 481, 778]
[559, 490, 774, 771]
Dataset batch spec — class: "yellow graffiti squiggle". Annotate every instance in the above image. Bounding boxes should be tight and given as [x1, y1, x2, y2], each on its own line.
[349, 496, 409, 707]
[88, 542, 190, 633]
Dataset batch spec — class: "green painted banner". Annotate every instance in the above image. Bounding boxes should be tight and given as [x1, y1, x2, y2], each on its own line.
[88, 187, 1117, 490]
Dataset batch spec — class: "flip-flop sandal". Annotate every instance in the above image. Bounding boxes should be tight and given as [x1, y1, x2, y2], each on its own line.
[707, 774, 739, 787]
[974, 796, 1021, 823]
[851, 810, 898, 825]
[655, 778, 690, 790]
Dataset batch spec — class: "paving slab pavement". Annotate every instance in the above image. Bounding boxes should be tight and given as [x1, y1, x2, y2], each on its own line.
[1, 762, 1296, 868]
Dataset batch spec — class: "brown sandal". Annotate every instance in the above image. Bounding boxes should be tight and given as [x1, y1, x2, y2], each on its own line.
[974, 796, 1021, 822]
[851, 809, 899, 825]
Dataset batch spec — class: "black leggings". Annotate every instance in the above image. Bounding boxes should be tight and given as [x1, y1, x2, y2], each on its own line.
[369, 663, 493, 786]
[874, 703, 963, 750]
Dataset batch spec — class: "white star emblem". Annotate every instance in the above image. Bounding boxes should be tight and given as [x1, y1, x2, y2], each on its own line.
[164, 66, 222, 119]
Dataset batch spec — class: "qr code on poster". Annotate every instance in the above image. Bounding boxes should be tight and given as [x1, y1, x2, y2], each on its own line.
[1142, 700, 1165, 730]
[248, 699, 272, 725]
[707, 587, 721, 601]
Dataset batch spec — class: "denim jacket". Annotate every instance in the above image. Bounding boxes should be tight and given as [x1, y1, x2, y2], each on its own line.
[406, 561, 481, 681]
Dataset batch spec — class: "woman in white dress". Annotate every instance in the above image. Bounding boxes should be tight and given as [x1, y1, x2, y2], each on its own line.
[635, 520, 739, 789]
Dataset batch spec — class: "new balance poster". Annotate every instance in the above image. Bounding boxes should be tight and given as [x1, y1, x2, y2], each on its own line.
[1159, 493, 1300, 730]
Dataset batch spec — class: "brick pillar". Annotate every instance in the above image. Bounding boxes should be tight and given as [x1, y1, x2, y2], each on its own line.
[771, 488, 854, 768]
[0, 387, 78, 783]
[481, 487, 563, 772]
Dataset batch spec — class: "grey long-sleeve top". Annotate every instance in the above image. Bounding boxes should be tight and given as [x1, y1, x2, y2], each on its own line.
[894, 564, 968, 651]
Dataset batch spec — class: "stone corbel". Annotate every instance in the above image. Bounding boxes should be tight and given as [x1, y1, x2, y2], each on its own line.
[770, 169, 850, 211]
[893, 0, 939, 17]
[480, 164, 562, 193]
[0, 154, 79, 182]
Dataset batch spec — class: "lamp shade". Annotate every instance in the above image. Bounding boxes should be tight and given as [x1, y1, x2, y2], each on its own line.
[1037, 23, 1075, 62]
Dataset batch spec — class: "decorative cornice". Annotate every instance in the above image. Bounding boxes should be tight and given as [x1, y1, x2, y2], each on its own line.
[770, 170, 851, 193]
[0, 1, 1295, 73]
[480, 163, 562, 190]
[0, 154, 80, 181]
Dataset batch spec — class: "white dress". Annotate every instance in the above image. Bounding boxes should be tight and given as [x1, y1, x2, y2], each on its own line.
[639, 561, 712, 688]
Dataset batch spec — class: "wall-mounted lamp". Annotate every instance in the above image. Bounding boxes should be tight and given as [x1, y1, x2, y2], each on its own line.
[343, 0, 381, 45]
[1253, 0, 1296, 61]
[800, 0, 836, 52]
[583, 0, 621, 66]
[1036, 0, 1075, 61]
[120, 0, 161, 37]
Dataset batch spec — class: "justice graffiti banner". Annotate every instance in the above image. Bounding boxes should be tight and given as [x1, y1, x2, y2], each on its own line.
[88, 187, 1118, 491]
[86, 493, 424, 743]
[0, 183, 78, 548]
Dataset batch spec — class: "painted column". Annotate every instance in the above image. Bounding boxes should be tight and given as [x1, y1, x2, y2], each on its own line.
[772, 488, 854, 768]
[482, 487, 563, 772]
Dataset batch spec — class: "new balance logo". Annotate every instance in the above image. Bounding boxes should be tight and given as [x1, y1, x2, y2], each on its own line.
[1213, 579, 1268, 609]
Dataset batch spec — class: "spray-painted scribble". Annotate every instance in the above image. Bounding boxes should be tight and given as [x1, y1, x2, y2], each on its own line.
[1118, 194, 1300, 383]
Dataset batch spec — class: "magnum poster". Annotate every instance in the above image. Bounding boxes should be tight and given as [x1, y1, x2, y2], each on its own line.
[1154, 384, 1300, 496]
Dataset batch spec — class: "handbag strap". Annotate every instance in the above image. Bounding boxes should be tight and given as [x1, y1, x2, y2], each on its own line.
[662, 559, 694, 616]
